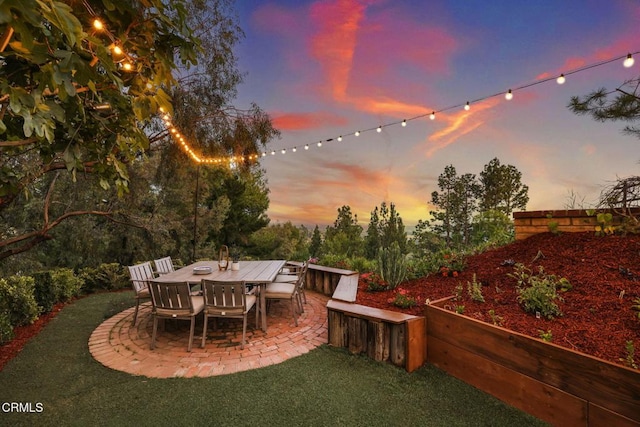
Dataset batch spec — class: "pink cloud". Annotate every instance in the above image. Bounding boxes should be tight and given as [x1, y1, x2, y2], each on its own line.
[536, 18, 640, 80]
[308, 0, 459, 117]
[271, 112, 349, 131]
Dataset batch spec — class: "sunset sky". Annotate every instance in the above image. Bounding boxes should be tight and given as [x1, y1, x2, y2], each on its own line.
[232, 0, 640, 229]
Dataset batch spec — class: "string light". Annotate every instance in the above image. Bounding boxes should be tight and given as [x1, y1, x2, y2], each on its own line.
[292, 147, 297, 152]
[158, 50, 639, 166]
[92, 18, 104, 31]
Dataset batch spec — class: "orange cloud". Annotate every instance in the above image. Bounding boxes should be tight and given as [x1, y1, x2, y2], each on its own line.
[420, 98, 501, 157]
[271, 112, 349, 131]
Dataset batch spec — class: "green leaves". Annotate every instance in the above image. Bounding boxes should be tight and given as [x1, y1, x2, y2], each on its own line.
[36, 0, 84, 47]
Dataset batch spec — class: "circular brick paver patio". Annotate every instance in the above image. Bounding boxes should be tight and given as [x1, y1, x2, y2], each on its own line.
[89, 292, 329, 378]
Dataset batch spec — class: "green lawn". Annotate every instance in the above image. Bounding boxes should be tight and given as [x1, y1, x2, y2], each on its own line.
[0, 292, 547, 426]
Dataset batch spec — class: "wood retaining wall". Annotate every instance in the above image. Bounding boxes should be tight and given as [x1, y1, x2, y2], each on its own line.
[425, 298, 640, 426]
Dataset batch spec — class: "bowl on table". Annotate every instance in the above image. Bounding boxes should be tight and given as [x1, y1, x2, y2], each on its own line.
[193, 266, 213, 275]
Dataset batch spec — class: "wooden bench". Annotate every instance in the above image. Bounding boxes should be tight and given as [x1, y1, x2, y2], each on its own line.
[327, 300, 426, 372]
[331, 273, 359, 302]
[306, 264, 356, 296]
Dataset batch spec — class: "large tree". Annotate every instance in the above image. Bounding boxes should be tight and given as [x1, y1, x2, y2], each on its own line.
[478, 157, 529, 216]
[364, 201, 407, 258]
[0, 0, 199, 259]
[429, 165, 481, 248]
[323, 205, 363, 258]
[0, 1, 279, 264]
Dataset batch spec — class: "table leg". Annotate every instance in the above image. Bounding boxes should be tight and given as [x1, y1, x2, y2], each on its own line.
[260, 284, 267, 332]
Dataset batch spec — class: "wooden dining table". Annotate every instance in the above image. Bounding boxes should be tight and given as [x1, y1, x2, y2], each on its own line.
[153, 260, 286, 332]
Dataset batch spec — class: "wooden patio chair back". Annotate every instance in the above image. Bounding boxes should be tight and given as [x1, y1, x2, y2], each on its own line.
[127, 261, 155, 325]
[201, 280, 257, 349]
[147, 280, 204, 352]
[153, 256, 175, 275]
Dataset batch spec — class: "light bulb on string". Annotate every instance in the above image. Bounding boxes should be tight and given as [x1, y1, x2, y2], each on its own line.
[557, 74, 566, 84]
[505, 89, 513, 100]
[401, 119, 407, 127]
[292, 147, 297, 152]
[430, 112, 435, 120]
[112, 45, 123, 56]
[624, 53, 634, 68]
[337, 136, 342, 141]
[377, 126, 382, 133]
[92, 19, 104, 31]
[464, 102, 470, 111]
[355, 131, 360, 136]
[304, 144, 309, 150]
[281, 149, 286, 154]
[317, 141, 322, 147]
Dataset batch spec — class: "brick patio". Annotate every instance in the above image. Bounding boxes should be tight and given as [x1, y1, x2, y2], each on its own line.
[89, 291, 329, 378]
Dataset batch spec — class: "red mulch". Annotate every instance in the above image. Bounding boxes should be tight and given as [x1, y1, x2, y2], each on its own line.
[0, 302, 66, 371]
[356, 232, 640, 367]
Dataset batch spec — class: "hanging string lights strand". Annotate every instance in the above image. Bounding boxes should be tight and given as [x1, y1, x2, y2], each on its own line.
[164, 50, 638, 164]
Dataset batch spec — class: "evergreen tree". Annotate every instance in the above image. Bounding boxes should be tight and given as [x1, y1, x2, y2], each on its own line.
[323, 205, 363, 257]
[429, 165, 481, 248]
[309, 225, 323, 258]
[479, 158, 529, 216]
[365, 201, 407, 258]
[569, 76, 640, 140]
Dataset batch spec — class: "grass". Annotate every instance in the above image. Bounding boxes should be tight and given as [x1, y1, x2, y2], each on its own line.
[0, 292, 548, 426]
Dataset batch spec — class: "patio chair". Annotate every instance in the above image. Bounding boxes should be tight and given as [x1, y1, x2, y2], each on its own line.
[127, 261, 155, 326]
[275, 261, 308, 308]
[148, 280, 204, 352]
[153, 256, 175, 275]
[263, 276, 300, 327]
[201, 280, 257, 349]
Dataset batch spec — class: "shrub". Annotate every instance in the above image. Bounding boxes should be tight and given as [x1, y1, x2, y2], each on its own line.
[31, 271, 57, 313]
[348, 256, 376, 273]
[377, 242, 406, 290]
[51, 268, 83, 302]
[80, 263, 129, 293]
[404, 256, 432, 280]
[318, 254, 351, 270]
[509, 264, 568, 319]
[362, 272, 387, 292]
[0, 275, 39, 327]
[388, 288, 416, 308]
[0, 311, 14, 344]
[466, 274, 485, 302]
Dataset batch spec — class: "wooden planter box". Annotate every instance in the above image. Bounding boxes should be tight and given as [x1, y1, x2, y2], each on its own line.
[327, 300, 426, 372]
[425, 298, 640, 426]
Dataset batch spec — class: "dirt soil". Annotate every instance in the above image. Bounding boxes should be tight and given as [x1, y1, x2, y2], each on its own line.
[356, 232, 640, 368]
